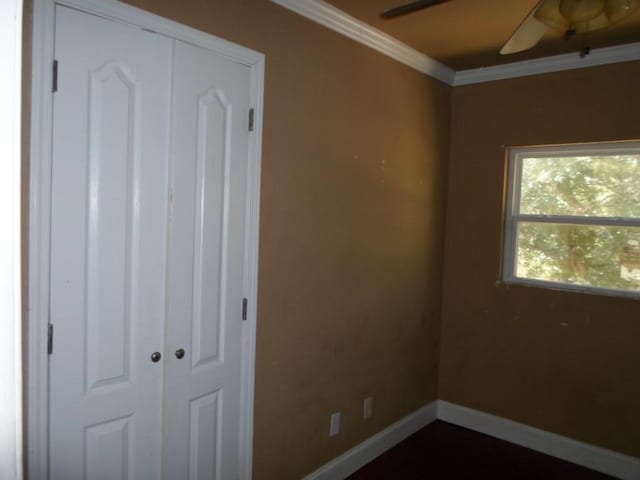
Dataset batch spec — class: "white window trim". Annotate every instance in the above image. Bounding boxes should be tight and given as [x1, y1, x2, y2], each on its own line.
[503, 140, 640, 298]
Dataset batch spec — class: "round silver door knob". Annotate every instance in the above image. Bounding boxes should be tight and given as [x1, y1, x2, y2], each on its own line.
[175, 348, 185, 359]
[150, 352, 162, 363]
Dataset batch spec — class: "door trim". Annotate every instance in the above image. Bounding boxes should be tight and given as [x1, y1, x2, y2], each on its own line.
[28, 1, 265, 478]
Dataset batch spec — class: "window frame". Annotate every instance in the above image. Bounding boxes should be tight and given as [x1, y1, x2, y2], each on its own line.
[502, 140, 640, 298]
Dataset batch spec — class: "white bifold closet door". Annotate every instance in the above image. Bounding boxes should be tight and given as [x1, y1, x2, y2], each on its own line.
[48, 6, 251, 479]
[162, 38, 250, 480]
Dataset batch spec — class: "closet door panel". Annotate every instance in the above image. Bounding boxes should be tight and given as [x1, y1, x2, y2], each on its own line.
[163, 40, 251, 480]
[48, 7, 172, 479]
[190, 88, 227, 370]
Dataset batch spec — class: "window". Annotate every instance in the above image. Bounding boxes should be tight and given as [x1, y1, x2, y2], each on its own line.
[503, 141, 640, 297]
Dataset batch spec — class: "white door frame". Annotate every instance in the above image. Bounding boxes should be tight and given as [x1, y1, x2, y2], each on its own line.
[28, 1, 264, 478]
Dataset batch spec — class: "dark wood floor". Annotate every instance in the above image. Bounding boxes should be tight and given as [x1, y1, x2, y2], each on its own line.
[348, 421, 618, 480]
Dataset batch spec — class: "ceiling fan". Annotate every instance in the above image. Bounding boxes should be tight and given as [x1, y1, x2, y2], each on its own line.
[381, 0, 640, 55]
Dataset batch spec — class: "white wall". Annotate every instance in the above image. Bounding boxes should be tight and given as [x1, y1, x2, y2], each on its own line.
[0, 0, 23, 478]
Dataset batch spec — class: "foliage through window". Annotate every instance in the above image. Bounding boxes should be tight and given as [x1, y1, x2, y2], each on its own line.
[503, 142, 640, 296]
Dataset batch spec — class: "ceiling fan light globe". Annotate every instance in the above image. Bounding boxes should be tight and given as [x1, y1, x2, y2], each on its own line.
[535, 0, 570, 28]
[572, 11, 610, 31]
[605, 0, 640, 23]
[559, 0, 606, 22]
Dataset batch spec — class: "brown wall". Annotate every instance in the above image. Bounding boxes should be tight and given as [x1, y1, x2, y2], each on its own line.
[440, 61, 640, 458]
[21, 0, 640, 475]
[109, 1, 451, 478]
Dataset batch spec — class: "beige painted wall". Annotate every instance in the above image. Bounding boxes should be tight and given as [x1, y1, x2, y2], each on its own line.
[29, 0, 640, 475]
[440, 61, 640, 458]
[27, 1, 449, 478]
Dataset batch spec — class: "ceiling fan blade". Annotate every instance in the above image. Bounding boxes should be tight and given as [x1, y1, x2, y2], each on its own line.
[500, 0, 550, 55]
[381, 0, 451, 19]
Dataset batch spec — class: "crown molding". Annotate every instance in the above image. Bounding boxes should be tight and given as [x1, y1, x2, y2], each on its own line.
[271, 0, 640, 88]
[269, 0, 456, 85]
[454, 41, 640, 85]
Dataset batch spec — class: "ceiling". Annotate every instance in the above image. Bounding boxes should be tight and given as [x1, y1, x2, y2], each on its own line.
[324, 0, 640, 70]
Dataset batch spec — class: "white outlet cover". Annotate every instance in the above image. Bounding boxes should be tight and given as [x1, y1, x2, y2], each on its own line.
[363, 397, 373, 419]
[330, 412, 340, 437]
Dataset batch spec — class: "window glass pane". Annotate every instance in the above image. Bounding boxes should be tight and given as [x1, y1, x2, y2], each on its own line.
[515, 222, 640, 292]
[519, 155, 640, 218]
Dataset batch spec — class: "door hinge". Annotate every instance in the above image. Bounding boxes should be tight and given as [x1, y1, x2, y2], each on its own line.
[248, 108, 254, 132]
[47, 324, 54, 354]
[242, 298, 248, 321]
[52, 60, 58, 93]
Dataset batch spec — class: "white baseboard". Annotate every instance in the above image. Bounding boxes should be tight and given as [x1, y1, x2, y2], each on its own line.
[438, 400, 640, 480]
[302, 399, 640, 480]
[302, 401, 438, 480]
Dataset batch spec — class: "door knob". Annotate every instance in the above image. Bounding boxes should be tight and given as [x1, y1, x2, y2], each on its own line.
[175, 348, 185, 359]
[150, 352, 162, 363]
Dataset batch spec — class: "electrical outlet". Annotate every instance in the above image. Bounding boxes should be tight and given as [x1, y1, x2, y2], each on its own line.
[329, 412, 341, 437]
[363, 397, 373, 420]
